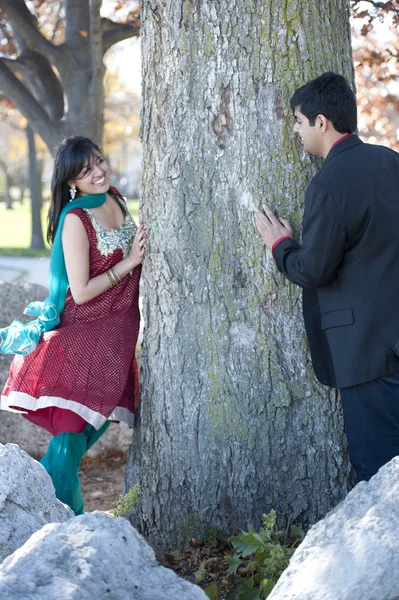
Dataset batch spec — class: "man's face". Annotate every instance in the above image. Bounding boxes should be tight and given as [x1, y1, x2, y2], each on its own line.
[293, 108, 323, 156]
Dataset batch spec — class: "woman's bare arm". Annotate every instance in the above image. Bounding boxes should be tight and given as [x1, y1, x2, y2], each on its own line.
[62, 213, 145, 305]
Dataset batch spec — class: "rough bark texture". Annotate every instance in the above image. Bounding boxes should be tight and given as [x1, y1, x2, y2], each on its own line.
[126, 0, 355, 550]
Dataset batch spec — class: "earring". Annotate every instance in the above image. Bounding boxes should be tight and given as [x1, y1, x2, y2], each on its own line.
[69, 184, 77, 201]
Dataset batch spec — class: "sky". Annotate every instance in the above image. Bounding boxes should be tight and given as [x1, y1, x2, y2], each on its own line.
[105, 37, 141, 96]
[101, 1, 141, 96]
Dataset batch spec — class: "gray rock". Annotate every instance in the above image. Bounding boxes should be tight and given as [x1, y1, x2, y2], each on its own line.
[0, 443, 73, 561]
[0, 414, 132, 460]
[269, 457, 399, 600]
[0, 281, 47, 405]
[0, 281, 48, 330]
[0, 512, 208, 599]
[0, 281, 133, 459]
[0, 412, 52, 460]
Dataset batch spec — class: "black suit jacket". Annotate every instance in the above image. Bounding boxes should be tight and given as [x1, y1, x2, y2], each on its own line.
[273, 135, 399, 388]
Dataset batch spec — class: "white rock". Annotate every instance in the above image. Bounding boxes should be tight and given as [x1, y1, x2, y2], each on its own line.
[0, 512, 209, 599]
[0, 443, 73, 561]
[269, 456, 399, 600]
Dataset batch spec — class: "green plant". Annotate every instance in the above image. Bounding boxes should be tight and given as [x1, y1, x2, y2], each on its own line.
[109, 483, 140, 518]
[203, 524, 229, 545]
[204, 582, 221, 599]
[226, 510, 304, 599]
[195, 562, 207, 584]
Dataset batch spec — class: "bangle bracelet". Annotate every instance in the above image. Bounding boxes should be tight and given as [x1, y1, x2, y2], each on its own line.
[111, 267, 121, 283]
[105, 267, 122, 289]
[105, 270, 114, 288]
[108, 269, 118, 287]
[105, 267, 121, 288]
[108, 269, 117, 287]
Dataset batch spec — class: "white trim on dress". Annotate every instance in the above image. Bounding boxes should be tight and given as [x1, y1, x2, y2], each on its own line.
[1, 391, 134, 430]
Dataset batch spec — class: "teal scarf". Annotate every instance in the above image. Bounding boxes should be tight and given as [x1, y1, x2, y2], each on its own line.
[0, 192, 106, 355]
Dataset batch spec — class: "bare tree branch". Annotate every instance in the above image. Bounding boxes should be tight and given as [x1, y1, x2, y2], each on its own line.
[5, 50, 64, 121]
[0, 0, 63, 65]
[0, 58, 63, 150]
[0, 0, 141, 150]
[65, 0, 90, 44]
[101, 17, 140, 53]
[350, 0, 399, 17]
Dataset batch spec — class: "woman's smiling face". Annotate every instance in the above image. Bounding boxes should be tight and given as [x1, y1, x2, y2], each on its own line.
[70, 152, 109, 196]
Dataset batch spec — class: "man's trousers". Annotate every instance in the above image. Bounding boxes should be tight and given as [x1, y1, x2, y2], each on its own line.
[340, 372, 399, 482]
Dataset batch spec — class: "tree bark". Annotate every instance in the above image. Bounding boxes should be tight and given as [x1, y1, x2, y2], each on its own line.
[126, 0, 355, 550]
[88, 0, 105, 146]
[26, 125, 45, 250]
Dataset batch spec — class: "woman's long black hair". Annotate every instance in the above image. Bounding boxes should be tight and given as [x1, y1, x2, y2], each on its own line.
[47, 136, 126, 244]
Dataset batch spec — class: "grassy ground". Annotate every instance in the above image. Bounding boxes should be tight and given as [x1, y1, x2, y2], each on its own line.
[0, 198, 139, 257]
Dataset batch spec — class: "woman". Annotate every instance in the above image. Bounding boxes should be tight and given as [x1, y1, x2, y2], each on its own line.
[0, 136, 147, 514]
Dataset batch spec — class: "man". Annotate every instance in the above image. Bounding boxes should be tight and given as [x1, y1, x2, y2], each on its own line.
[255, 72, 399, 483]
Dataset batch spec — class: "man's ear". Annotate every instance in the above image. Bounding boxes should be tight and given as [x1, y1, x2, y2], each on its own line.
[317, 114, 328, 133]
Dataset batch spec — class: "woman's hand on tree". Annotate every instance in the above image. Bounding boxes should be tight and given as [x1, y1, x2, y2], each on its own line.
[129, 223, 148, 268]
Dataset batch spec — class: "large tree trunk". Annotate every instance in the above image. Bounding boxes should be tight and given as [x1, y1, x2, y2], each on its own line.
[27, 125, 45, 250]
[126, 0, 355, 550]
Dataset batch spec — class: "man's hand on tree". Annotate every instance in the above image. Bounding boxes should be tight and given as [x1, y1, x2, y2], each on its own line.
[255, 205, 294, 251]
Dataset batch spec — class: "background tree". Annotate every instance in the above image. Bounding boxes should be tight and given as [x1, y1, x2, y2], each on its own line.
[0, 100, 24, 209]
[0, 158, 14, 209]
[26, 123, 45, 248]
[0, 111, 29, 204]
[0, 101, 47, 248]
[351, 0, 399, 151]
[126, 0, 354, 550]
[0, 0, 140, 152]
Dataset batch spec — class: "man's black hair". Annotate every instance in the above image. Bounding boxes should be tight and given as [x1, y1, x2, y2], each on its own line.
[290, 72, 357, 134]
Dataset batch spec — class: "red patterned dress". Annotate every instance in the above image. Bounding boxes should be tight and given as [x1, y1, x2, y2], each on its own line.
[1, 205, 141, 436]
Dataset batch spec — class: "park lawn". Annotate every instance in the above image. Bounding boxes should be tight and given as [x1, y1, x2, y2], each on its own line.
[0, 198, 139, 257]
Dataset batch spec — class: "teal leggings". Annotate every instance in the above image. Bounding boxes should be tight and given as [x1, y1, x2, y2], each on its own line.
[40, 421, 111, 515]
